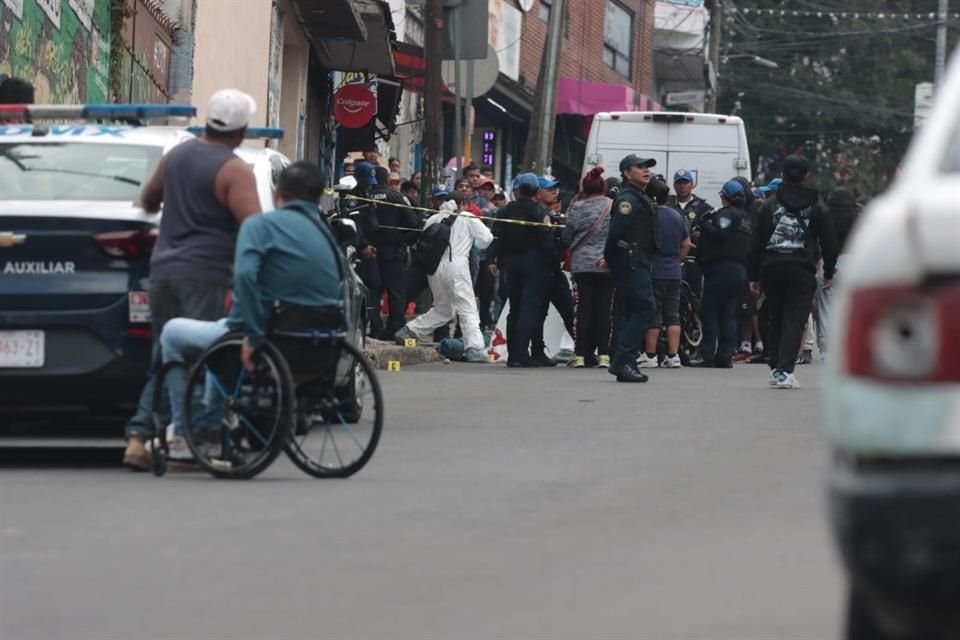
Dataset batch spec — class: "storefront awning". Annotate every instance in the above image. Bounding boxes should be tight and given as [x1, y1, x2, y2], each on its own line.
[292, 0, 397, 76]
[556, 77, 662, 115]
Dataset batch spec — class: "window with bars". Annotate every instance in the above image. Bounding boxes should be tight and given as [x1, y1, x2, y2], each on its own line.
[603, 0, 633, 78]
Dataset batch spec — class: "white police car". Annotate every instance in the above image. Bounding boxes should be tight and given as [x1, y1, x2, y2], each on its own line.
[824, 48, 960, 639]
[0, 104, 288, 418]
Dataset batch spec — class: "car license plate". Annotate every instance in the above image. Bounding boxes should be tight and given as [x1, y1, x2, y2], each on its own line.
[0, 330, 45, 368]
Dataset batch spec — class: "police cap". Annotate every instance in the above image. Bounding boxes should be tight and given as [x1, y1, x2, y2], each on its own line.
[619, 154, 656, 175]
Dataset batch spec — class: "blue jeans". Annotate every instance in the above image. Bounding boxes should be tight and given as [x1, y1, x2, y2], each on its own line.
[160, 318, 231, 436]
[611, 259, 656, 370]
[125, 279, 230, 440]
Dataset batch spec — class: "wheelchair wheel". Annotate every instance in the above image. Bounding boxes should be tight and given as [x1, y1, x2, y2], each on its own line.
[285, 341, 383, 478]
[182, 334, 293, 479]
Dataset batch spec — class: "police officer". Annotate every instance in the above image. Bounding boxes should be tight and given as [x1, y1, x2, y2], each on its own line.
[367, 165, 420, 339]
[668, 169, 713, 298]
[604, 154, 659, 383]
[693, 179, 752, 368]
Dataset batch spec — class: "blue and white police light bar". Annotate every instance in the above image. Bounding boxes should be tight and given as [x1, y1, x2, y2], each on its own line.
[185, 126, 285, 140]
[0, 104, 197, 121]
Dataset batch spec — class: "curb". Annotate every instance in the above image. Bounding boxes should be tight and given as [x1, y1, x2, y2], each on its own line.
[364, 339, 442, 370]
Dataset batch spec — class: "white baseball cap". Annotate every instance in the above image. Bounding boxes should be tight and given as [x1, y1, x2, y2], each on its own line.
[206, 89, 256, 132]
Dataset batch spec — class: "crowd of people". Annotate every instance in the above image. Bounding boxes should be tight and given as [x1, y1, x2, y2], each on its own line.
[339, 148, 861, 388]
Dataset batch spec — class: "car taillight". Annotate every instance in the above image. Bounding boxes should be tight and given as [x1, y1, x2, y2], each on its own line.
[94, 228, 158, 259]
[845, 281, 960, 382]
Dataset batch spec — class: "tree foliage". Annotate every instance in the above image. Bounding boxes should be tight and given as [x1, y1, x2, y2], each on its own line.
[718, 0, 958, 197]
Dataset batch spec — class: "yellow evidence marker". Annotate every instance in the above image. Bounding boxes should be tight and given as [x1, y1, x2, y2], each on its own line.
[404, 338, 417, 348]
[387, 361, 401, 372]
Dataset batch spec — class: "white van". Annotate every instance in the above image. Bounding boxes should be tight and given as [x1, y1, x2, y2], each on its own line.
[582, 112, 752, 202]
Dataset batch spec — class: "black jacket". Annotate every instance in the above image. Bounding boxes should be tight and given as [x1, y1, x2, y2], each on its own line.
[366, 186, 420, 252]
[495, 198, 555, 266]
[697, 205, 752, 266]
[748, 183, 839, 281]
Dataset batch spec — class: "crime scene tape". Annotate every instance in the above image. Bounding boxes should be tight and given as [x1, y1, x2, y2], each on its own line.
[325, 190, 561, 229]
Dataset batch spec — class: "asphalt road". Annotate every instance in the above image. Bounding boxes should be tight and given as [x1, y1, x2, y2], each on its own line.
[1, 361, 843, 639]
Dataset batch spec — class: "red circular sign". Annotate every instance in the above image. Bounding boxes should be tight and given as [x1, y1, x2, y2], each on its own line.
[333, 84, 376, 128]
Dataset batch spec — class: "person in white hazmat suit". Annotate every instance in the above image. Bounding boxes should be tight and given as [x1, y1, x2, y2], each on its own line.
[394, 192, 493, 362]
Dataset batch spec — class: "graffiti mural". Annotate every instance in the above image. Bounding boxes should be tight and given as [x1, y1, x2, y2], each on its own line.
[1, 0, 111, 103]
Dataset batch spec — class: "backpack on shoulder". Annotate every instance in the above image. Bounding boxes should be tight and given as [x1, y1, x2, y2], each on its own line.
[412, 214, 457, 275]
[765, 205, 811, 254]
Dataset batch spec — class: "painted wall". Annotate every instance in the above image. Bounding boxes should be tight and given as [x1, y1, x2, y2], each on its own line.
[0, 0, 111, 103]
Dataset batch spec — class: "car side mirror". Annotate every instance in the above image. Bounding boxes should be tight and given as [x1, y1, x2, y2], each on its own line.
[331, 218, 358, 246]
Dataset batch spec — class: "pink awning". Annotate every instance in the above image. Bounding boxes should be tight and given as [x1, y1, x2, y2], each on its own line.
[555, 77, 662, 115]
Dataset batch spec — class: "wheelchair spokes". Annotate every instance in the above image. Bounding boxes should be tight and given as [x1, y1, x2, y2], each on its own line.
[285, 341, 383, 478]
[182, 337, 292, 479]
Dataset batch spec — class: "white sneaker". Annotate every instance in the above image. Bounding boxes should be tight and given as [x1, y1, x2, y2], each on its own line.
[661, 354, 682, 368]
[775, 371, 800, 389]
[637, 353, 659, 368]
[166, 423, 194, 460]
[768, 369, 780, 386]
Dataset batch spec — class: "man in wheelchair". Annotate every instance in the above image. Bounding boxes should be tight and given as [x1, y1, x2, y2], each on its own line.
[157, 161, 346, 460]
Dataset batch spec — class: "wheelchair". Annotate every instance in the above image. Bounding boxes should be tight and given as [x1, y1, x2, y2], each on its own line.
[149, 304, 383, 480]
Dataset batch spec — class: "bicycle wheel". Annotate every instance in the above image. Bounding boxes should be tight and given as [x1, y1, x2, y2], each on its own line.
[182, 334, 292, 479]
[285, 341, 383, 478]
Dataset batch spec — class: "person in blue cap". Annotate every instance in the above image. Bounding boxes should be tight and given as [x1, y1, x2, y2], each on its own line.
[603, 154, 660, 382]
[495, 173, 556, 367]
[529, 175, 575, 362]
[349, 161, 387, 337]
[667, 169, 714, 300]
[692, 179, 753, 368]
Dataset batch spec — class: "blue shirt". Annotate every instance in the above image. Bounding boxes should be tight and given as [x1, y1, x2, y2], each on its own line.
[227, 200, 343, 346]
[653, 205, 689, 280]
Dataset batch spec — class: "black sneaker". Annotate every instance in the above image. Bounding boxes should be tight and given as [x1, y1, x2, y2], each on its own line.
[529, 357, 558, 368]
[796, 349, 813, 365]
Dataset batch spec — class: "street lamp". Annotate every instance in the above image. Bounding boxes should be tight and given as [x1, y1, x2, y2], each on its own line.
[722, 54, 779, 69]
[706, 53, 779, 112]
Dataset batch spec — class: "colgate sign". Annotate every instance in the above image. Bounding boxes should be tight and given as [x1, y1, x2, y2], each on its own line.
[333, 84, 376, 128]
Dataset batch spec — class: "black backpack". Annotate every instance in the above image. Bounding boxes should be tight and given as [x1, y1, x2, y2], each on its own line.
[412, 214, 457, 275]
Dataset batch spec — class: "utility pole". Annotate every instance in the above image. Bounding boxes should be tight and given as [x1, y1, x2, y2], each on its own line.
[706, 0, 722, 113]
[422, 0, 445, 200]
[522, 0, 564, 173]
[935, 0, 949, 86]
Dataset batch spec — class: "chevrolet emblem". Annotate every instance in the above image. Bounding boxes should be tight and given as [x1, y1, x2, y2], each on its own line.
[0, 232, 26, 248]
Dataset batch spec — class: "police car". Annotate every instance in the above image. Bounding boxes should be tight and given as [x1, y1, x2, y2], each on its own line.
[824, 48, 960, 639]
[0, 104, 288, 418]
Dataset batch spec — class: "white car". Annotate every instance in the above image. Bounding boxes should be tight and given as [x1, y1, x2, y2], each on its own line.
[824, 48, 960, 639]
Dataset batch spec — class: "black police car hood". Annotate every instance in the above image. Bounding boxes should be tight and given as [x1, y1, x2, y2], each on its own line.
[775, 183, 819, 211]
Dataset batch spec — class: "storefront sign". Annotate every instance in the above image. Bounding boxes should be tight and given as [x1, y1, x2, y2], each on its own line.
[333, 83, 377, 128]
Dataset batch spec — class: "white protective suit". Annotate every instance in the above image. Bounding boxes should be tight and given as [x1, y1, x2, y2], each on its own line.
[407, 201, 493, 351]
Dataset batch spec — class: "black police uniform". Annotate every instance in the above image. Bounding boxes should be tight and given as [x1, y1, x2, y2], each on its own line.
[529, 203, 575, 363]
[496, 197, 555, 366]
[695, 204, 752, 367]
[604, 162, 660, 382]
[668, 192, 713, 298]
[366, 185, 420, 338]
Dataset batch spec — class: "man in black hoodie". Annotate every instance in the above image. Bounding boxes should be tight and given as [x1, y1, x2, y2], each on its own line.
[748, 155, 838, 389]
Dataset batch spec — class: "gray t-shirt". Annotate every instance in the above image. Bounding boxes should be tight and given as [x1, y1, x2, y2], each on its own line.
[150, 139, 240, 286]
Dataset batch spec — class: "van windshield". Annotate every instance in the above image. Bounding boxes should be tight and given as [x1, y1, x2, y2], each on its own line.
[0, 142, 162, 201]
